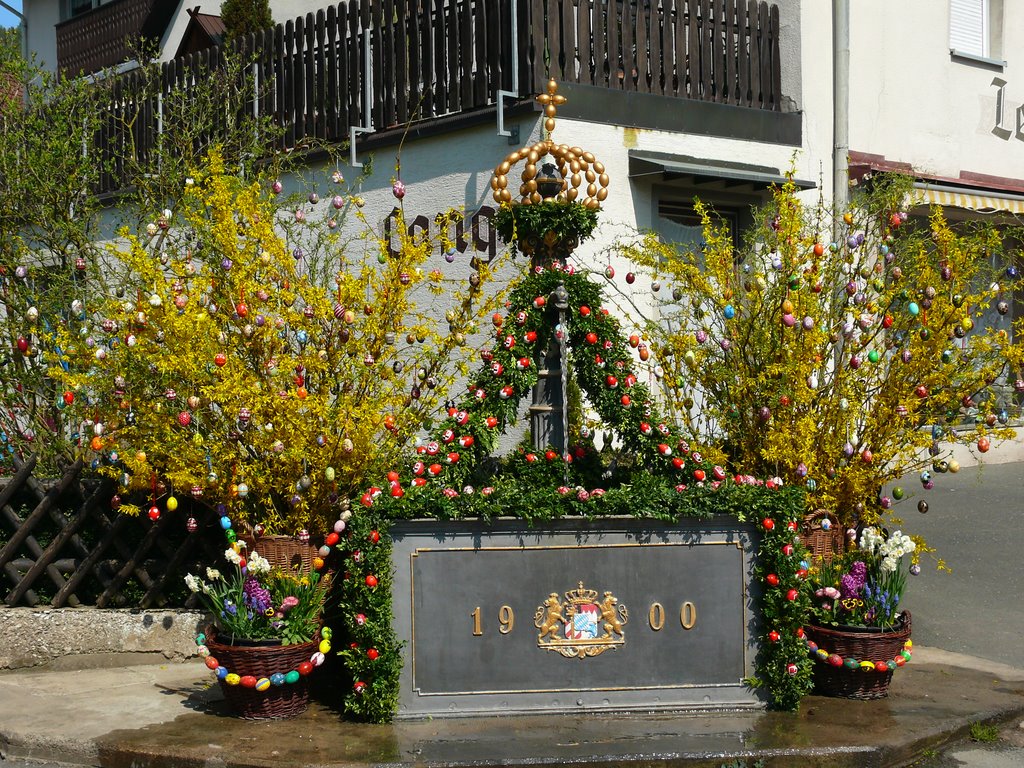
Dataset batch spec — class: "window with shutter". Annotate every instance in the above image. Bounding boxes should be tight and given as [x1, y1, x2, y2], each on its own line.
[950, 0, 989, 57]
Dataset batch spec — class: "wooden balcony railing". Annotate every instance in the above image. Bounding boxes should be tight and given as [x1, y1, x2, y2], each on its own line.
[89, 0, 785, 192]
[56, 0, 165, 77]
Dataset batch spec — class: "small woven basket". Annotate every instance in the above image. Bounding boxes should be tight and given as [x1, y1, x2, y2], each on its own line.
[240, 527, 323, 573]
[803, 611, 912, 700]
[206, 631, 320, 719]
[800, 509, 846, 564]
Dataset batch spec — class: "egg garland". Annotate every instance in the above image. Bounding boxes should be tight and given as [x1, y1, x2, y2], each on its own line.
[195, 630, 331, 691]
[805, 638, 913, 672]
[355, 263, 722, 502]
[350, 246, 810, 712]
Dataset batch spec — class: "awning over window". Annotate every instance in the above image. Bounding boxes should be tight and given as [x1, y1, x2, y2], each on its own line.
[913, 183, 1024, 215]
[628, 151, 815, 192]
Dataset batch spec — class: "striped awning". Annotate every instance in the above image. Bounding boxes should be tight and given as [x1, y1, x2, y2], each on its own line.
[913, 184, 1024, 214]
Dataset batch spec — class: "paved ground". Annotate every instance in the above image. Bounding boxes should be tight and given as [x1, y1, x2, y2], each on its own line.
[2, 461, 1023, 767]
[888, 461, 1024, 669]
[1, 647, 1024, 767]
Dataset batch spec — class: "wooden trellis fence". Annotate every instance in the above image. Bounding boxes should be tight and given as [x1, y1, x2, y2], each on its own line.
[0, 455, 224, 608]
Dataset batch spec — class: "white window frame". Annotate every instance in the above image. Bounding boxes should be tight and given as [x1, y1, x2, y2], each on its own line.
[950, 0, 988, 57]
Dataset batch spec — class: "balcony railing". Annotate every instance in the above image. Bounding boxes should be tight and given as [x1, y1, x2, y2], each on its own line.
[56, 0, 165, 77]
[89, 0, 784, 192]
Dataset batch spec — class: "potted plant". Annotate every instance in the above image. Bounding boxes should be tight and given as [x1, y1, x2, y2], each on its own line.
[187, 540, 332, 718]
[611, 173, 1024, 696]
[803, 526, 916, 698]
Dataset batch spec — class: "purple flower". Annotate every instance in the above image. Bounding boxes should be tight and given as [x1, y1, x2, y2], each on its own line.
[839, 561, 867, 599]
[242, 577, 272, 615]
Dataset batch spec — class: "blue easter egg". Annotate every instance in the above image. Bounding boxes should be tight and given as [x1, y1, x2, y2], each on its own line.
[220, 516, 232, 530]
[908, 302, 920, 316]
[270, 672, 286, 686]
[724, 304, 736, 319]
[216, 666, 229, 679]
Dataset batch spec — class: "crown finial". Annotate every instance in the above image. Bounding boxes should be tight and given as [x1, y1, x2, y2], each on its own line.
[490, 82, 609, 208]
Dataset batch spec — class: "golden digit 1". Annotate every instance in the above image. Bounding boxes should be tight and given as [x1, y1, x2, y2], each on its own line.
[680, 601, 697, 630]
[471, 606, 483, 636]
[648, 602, 665, 631]
[499, 605, 515, 634]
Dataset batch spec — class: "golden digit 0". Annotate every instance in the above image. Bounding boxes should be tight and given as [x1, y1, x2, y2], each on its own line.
[648, 602, 665, 631]
[499, 605, 515, 634]
[680, 601, 697, 630]
[471, 606, 483, 636]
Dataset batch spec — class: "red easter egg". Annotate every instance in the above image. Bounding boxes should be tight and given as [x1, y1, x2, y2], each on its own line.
[365, 574, 378, 588]
[297, 662, 314, 675]
[240, 675, 257, 688]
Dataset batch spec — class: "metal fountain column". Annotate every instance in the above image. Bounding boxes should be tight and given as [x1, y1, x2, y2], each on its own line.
[490, 81, 610, 458]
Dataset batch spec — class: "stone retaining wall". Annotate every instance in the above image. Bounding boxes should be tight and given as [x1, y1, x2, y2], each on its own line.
[0, 607, 207, 670]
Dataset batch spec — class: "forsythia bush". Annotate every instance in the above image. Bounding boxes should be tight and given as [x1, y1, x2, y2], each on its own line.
[618, 175, 1024, 546]
[51, 150, 509, 532]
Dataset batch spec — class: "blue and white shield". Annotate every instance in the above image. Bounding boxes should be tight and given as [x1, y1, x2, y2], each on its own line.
[565, 603, 600, 640]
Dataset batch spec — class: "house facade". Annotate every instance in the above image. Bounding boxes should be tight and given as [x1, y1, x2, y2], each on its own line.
[18, 0, 1024, 463]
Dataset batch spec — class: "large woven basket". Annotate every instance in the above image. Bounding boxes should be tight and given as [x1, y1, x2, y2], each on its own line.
[800, 509, 846, 564]
[803, 611, 912, 700]
[206, 631, 320, 719]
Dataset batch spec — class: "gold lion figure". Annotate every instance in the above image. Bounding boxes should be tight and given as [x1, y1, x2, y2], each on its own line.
[535, 593, 564, 639]
[600, 592, 626, 637]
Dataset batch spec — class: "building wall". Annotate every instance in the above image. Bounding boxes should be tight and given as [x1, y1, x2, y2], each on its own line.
[24, 0, 59, 72]
[848, 0, 1024, 181]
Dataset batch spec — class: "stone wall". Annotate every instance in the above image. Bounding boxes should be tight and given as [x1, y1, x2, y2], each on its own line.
[0, 607, 206, 670]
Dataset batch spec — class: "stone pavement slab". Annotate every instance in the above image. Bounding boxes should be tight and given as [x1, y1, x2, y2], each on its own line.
[1, 647, 1023, 768]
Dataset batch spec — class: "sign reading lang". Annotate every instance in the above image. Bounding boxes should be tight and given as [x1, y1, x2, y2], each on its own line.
[390, 518, 760, 717]
[991, 78, 1024, 142]
[383, 205, 498, 261]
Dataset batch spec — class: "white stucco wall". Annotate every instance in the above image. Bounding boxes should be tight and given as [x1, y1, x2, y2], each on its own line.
[847, 0, 1024, 181]
[23, 0, 59, 72]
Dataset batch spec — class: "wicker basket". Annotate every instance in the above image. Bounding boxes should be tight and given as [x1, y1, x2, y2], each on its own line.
[240, 527, 322, 573]
[206, 631, 320, 719]
[800, 509, 846, 564]
[803, 611, 912, 700]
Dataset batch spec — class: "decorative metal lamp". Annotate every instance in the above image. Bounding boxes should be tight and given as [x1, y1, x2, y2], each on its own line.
[490, 81, 610, 208]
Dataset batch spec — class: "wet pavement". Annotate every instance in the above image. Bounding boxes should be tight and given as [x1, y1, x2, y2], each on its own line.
[2, 647, 1024, 767]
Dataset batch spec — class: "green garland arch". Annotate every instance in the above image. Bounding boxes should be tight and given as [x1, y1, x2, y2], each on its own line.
[333, 256, 813, 721]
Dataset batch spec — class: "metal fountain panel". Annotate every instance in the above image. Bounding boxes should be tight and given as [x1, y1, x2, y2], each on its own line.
[390, 517, 761, 716]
